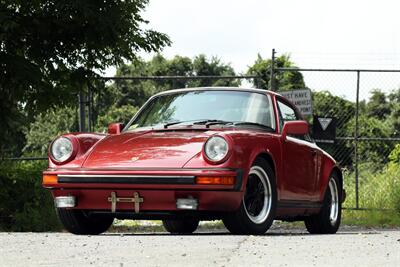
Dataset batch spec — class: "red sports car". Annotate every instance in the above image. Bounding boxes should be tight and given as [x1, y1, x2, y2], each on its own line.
[43, 87, 345, 235]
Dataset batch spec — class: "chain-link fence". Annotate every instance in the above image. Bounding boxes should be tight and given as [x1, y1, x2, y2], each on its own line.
[275, 68, 400, 210]
[4, 69, 400, 211]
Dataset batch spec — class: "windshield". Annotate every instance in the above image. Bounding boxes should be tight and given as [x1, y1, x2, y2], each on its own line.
[126, 90, 276, 131]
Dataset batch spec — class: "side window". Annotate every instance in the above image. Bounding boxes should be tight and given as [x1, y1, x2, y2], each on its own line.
[277, 100, 313, 142]
[277, 100, 298, 131]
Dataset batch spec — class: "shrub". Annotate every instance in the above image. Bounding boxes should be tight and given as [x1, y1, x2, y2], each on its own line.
[0, 161, 61, 231]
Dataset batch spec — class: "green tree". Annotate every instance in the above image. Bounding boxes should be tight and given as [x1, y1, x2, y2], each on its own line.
[96, 105, 139, 132]
[23, 54, 239, 155]
[366, 89, 391, 120]
[312, 91, 356, 166]
[348, 114, 394, 167]
[112, 54, 239, 108]
[189, 55, 239, 87]
[0, 0, 170, 156]
[313, 91, 355, 137]
[23, 103, 139, 156]
[23, 107, 78, 156]
[247, 54, 305, 90]
[388, 89, 400, 136]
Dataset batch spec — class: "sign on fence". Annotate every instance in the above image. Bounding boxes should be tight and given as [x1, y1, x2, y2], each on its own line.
[279, 89, 313, 115]
[312, 116, 336, 143]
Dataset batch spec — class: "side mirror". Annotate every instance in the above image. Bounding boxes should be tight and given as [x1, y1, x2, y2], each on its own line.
[281, 120, 309, 140]
[108, 123, 124, 135]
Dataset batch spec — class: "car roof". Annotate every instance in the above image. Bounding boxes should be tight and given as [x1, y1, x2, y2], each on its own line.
[153, 87, 282, 97]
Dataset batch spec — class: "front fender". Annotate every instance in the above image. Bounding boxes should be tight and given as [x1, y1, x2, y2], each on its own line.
[183, 132, 282, 193]
[48, 132, 106, 169]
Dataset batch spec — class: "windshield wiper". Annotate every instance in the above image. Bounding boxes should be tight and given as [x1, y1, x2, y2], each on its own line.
[163, 119, 273, 131]
[232, 122, 275, 132]
[163, 119, 216, 128]
[163, 121, 185, 128]
[193, 119, 233, 128]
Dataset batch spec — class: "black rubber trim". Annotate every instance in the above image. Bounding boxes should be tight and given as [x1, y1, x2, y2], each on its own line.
[58, 175, 195, 185]
[277, 200, 322, 209]
[233, 169, 244, 191]
[57, 168, 244, 191]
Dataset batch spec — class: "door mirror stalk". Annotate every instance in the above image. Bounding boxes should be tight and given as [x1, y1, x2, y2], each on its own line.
[108, 123, 124, 135]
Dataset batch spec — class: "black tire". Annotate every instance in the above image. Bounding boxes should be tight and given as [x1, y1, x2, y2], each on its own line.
[56, 209, 114, 235]
[223, 158, 277, 235]
[162, 219, 199, 234]
[304, 172, 342, 234]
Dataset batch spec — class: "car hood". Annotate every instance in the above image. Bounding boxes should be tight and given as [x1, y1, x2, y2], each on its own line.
[81, 129, 211, 168]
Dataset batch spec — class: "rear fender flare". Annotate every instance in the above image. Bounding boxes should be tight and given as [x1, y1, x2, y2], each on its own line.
[319, 161, 343, 202]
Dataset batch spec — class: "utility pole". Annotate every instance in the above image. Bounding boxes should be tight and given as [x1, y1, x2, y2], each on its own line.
[270, 48, 276, 91]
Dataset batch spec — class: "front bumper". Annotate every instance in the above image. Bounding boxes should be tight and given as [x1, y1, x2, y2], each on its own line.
[45, 168, 244, 213]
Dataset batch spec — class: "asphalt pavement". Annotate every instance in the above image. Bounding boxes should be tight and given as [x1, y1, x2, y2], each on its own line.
[1, 227, 399, 267]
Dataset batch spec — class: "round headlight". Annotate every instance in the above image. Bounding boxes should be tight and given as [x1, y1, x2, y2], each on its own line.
[50, 137, 73, 162]
[204, 136, 229, 162]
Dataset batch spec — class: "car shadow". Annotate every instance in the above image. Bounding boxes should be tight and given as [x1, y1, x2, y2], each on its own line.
[102, 230, 380, 237]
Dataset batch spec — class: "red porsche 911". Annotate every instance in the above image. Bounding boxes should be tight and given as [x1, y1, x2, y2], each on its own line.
[43, 87, 345, 235]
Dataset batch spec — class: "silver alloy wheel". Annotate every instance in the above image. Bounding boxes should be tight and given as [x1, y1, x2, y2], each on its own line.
[328, 178, 339, 226]
[243, 166, 272, 224]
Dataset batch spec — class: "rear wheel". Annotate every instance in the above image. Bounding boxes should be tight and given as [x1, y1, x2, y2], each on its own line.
[162, 219, 199, 234]
[223, 158, 277, 235]
[56, 209, 114, 235]
[304, 173, 342, 234]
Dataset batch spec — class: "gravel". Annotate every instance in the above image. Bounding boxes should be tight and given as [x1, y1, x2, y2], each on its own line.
[1, 227, 399, 266]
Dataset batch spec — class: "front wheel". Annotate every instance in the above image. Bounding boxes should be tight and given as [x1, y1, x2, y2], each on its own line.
[304, 173, 342, 234]
[56, 209, 114, 235]
[223, 158, 277, 235]
[162, 219, 199, 234]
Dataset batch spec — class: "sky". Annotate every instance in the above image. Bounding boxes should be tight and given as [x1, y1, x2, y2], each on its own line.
[107, 0, 400, 101]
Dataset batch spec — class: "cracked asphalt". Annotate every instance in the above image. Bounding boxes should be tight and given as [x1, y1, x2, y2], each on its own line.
[1, 227, 399, 267]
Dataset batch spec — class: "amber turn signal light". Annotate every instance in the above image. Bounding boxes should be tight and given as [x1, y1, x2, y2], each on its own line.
[43, 174, 58, 185]
[196, 176, 235, 185]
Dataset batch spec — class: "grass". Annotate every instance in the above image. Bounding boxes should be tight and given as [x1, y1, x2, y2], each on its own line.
[342, 161, 400, 226]
[342, 210, 400, 228]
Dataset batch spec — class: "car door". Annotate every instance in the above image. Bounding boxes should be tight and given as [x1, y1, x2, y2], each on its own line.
[276, 98, 319, 201]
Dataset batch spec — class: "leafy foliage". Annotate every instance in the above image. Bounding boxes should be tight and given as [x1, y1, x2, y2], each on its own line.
[389, 144, 400, 163]
[388, 89, 400, 136]
[247, 54, 305, 90]
[0, 0, 170, 156]
[366, 89, 391, 120]
[312, 91, 356, 165]
[313, 91, 355, 136]
[96, 105, 139, 132]
[0, 161, 61, 231]
[349, 115, 393, 166]
[23, 107, 78, 156]
[112, 54, 239, 108]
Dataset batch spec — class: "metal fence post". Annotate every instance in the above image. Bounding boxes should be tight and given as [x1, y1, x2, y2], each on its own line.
[87, 86, 92, 132]
[355, 71, 360, 209]
[270, 49, 276, 91]
[78, 91, 86, 132]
